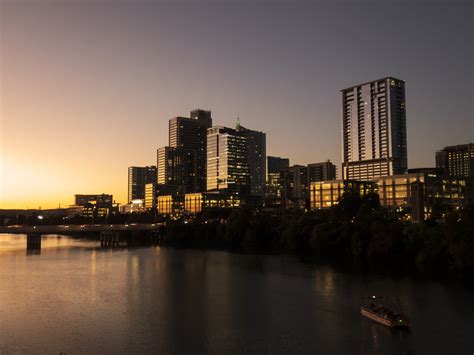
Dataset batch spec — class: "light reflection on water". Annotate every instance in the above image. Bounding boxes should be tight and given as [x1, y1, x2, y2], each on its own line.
[0, 233, 99, 255]
[0, 234, 473, 354]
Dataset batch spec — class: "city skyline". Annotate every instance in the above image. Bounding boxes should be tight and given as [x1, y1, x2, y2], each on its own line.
[1, 1, 473, 209]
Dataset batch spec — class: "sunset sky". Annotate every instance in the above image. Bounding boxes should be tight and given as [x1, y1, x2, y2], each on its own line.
[1, 0, 472, 209]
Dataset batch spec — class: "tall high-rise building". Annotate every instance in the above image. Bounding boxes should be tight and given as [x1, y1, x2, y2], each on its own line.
[341, 77, 407, 180]
[206, 121, 266, 196]
[308, 160, 337, 182]
[207, 126, 250, 194]
[127, 166, 157, 202]
[237, 122, 266, 197]
[169, 109, 212, 191]
[157, 146, 196, 193]
[436, 143, 474, 178]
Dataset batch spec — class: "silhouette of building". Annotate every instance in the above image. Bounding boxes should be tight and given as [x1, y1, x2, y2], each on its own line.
[144, 183, 157, 210]
[281, 165, 309, 209]
[436, 143, 474, 178]
[237, 121, 266, 197]
[73, 194, 114, 218]
[267, 156, 290, 177]
[266, 156, 290, 201]
[127, 166, 157, 203]
[75, 194, 113, 208]
[157, 146, 196, 193]
[341, 77, 407, 180]
[119, 199, 145, 214]
[169, 109, 212, 192]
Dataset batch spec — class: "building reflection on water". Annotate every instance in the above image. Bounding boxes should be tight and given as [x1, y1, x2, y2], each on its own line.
[0, 236, 473, 354]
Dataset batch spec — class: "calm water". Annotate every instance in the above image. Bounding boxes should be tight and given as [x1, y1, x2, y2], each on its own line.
[0, 234, 473, 354]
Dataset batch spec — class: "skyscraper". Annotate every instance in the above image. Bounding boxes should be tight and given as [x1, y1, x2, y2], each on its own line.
[157, 146, 196, 193]
[341, 77, 407, 180]
[237, 122, 266, 197]
[206, 126, 250, 194]
[436, 143, 474, 178]
[206, 121, 266, 197]
[127, 166, 158, 202]
[169, 109, 212, 191]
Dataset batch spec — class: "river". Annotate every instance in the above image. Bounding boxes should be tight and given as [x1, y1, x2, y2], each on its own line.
[0, 234, 473, 354]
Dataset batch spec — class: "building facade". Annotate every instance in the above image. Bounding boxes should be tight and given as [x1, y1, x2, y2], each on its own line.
[265, 156, 290, 204]
[73, 194, 114, 218]
[206, 123, 266, 197]
[157, 146, 196, 193]
[157, 195, 183, 216]
[341, 77, 407, 180]
[267, 156, 290, 177]
[436, 143, 474, 178]
[169, 109, 212, 192]
[127, 166, 157, 203]
[310, 173, 470, 221]
[75, 194, 113, 208]
[310, 180, 374, 209]
[281, 165, 310, 209]
[308, 160, 337, 183]
[184, 192, 242, 214]
[238, 124, 266, 197]
[206, 126, 251, 194]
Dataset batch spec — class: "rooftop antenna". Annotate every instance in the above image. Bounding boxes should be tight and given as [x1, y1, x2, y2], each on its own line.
[236, 115, 241, 130]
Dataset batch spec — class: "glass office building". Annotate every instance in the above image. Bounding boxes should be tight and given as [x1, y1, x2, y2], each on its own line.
[157, 146, 196, 193]
[169, 109, 212, 192]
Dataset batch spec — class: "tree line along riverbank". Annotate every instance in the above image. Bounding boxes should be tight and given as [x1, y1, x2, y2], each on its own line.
[163, 192, 474, 280]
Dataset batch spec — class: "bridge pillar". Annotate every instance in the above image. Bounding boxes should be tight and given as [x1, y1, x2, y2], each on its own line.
[26, 233, 42, 251]
[100, 231, 120, 248]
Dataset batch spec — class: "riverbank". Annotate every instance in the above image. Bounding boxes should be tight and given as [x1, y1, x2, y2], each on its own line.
[163, 193, 474, 281]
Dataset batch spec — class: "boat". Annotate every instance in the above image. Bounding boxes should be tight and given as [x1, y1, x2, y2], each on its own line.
[361, 296, 410, 328]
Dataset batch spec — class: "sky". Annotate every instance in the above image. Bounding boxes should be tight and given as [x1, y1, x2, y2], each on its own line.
[0, 0, 473, 209]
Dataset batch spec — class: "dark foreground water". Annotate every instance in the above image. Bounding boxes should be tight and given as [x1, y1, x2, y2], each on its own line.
[0, 234, 473, 354]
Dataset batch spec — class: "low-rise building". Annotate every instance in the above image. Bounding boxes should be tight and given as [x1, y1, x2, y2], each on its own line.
[72, 194, 114, 218]
[184, 192, 242, 214]
[310, 172, 471, 221]
[144, 183, 157, 210]
[157, 195, 184, 216]
[310, 180, 374, 209]
[119, 199, 145, 214]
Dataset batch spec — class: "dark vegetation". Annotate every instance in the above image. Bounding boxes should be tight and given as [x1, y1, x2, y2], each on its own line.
[163, 193, 474, 279]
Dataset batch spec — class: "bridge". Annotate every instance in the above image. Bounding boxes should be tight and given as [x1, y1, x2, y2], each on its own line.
[0, 224, 164, 251]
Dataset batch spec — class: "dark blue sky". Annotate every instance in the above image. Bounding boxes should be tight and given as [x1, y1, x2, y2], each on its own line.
[1, 0, 473, 207]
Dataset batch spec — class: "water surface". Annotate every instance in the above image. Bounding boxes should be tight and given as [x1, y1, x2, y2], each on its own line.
[0, 234, 473, 354]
